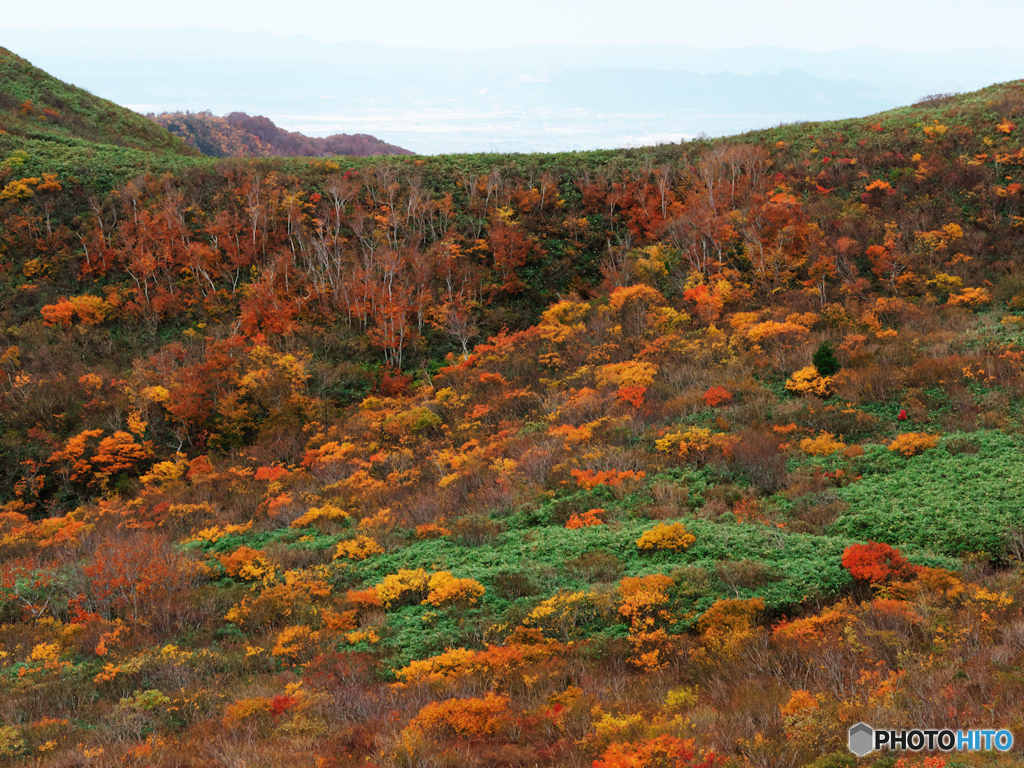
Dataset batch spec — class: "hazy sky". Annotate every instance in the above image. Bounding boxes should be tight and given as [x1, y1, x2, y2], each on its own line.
[5, 0, 1024, 50]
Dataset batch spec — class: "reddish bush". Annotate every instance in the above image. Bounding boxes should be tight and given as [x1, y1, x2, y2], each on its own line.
[565, 509, 605, 529]
[841, 542, 915, 585]
[702, 386, 733, 407]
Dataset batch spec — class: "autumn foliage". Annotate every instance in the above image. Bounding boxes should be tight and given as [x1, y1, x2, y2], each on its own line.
[842, 542, 916, 585]
[4, 66, 1024, 767]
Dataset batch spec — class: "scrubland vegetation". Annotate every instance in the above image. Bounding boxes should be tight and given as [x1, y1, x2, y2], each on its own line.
[3, 44, 1024, 766]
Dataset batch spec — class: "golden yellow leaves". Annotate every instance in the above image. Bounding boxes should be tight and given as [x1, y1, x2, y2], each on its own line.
[423, 572, 485, 607]
[887, 432, 939, 457]
[799, 432, 846, 456]
[785, 366, 832, 397]
[635, 522, 695, 553]
[333, 535, 383, 561]
[595, 360, 658, 388]
[291, 503, 349, 529]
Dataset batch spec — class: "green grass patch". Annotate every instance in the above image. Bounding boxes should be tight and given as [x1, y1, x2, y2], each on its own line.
[829, 430, 1024, 559]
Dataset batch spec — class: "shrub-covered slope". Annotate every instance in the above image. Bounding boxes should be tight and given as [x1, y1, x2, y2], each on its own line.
[150, 110, 414, 158]
[2, 69, 1024, 767]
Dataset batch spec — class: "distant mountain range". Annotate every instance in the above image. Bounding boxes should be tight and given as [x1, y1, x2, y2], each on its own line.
[3, 27, 1023, 153]
[149, 111, 412, 158]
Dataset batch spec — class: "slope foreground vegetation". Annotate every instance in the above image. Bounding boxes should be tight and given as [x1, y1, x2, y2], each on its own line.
[2, 50, 1024, 766]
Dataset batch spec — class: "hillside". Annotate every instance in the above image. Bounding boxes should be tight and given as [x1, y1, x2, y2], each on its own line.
[0, 46, 206, 194]
[150, 110, 413, 158]
[1, 63, 1024, 767]
[0, 46, 196, 155]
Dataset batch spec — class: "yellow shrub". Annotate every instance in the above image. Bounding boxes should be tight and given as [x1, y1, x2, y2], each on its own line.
[888, 432, 940, 456]
[785, 365, 832, 397]
[799, 432, 846, 456]
[523, 590, 609, 641]
[291, 503, 349, 529]
[188, 520, 253, 544]
[655, 427, 713, 456]
[636, 522, 695, 553]
[927, 272, 963, 295]
[596, 360, 659, 388]
[746, 320, 809, 343]
[377, 568, 430, 608]
[0, 726, 25, 759]
[424, 571, 485, 607]
[222, 697, 273, 729]
[271, 625, 317, 663]
[664, 685, 699, 712]
[333, 535, 383, 561]
[395, 647, 478, 685]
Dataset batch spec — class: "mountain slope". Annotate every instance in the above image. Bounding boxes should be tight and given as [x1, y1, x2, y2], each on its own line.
[150, 110, 413, 158]
[0, 46, 197, 155]
[3, 63, 1024, 767]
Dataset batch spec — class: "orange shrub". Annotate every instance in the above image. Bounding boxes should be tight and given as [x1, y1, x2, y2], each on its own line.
[415, 523, 450, 539]
[618, 573, 673, 632]
[572, 468, 646, 490]
[224, 575, 331, 630]
[290, 503, 348, 529]
[40, 295, 110, 327]
[593, 735, 723, 768]
[888, 432, 939, 456]
[271, 625, 320, 663]
[217, 546, 274, 581]
[408, 693, 508, 737]
[222, 697, 273, 730]
[345, 587, 383, 611]
[745, 319, 809, 344]
[254, 464, 291, 482]
[395, 643, 555, 687]
[47, 428, 151, 490]
[565, 509, 606, 529]
[616, 384, 648, 408]
[772, 601, 856, 648]
[636, 522, 695, 553]
[947, 287, 992, 308]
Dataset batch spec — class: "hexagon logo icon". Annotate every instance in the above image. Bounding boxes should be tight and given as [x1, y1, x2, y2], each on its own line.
[848, 722, 874, 757]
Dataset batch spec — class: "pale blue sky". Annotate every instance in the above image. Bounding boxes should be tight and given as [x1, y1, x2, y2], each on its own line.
[5, 0, 1024, 50]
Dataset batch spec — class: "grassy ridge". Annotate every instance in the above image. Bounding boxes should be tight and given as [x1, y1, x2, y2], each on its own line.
[0, 46, 198, 155]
